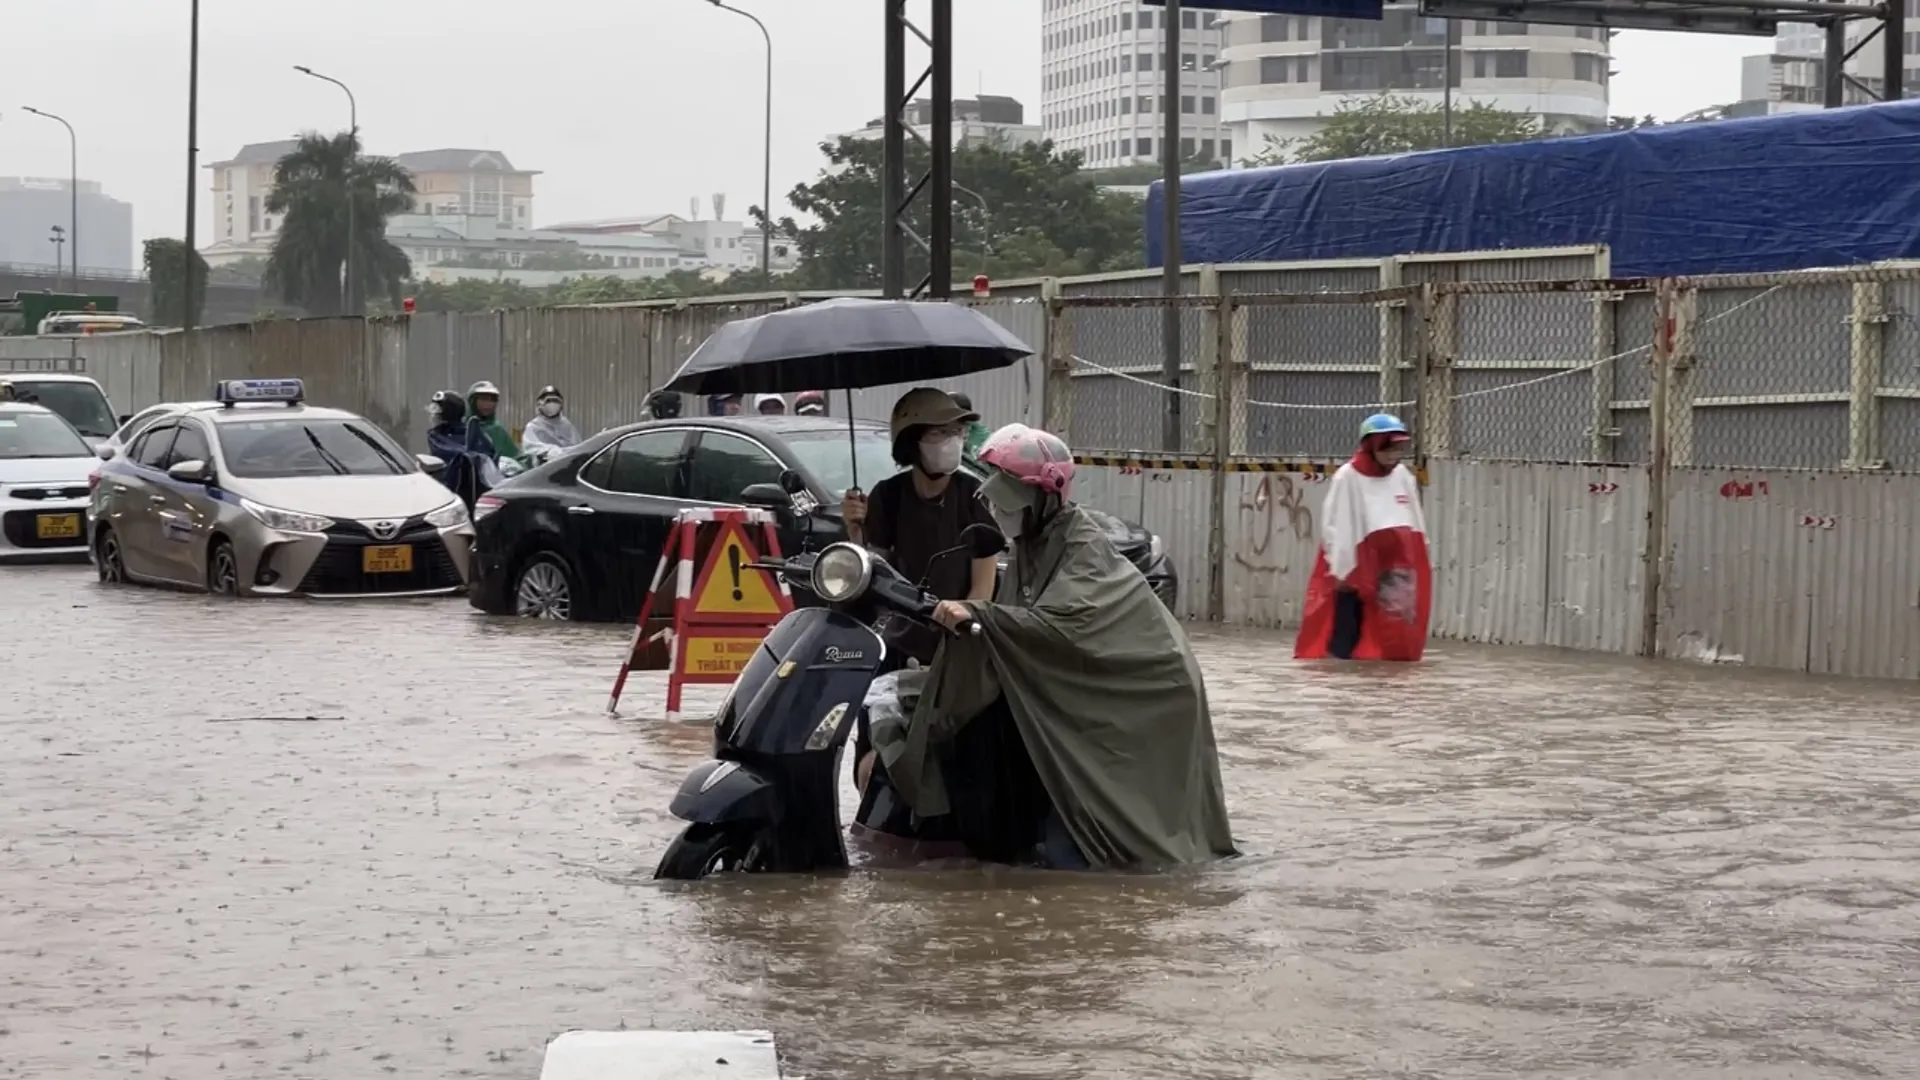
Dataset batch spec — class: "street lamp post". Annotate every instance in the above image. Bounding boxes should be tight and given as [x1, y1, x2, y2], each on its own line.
[185, 0, 202, 329]
[22, 107, 77, 291]
[952, 182, 991, 274]
[705, 1, 773, 280]
[294, 65, 359, 314]
[49, 226, 67, 284]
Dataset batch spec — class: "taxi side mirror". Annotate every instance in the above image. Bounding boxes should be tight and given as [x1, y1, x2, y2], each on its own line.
[95, 444, 116, 461]
[168, 459, 213, 485]
[416, 453, 446, 475]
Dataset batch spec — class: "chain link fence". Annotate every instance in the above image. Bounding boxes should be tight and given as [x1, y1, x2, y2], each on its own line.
[1051, 296, 1218, 457]
[1666, 266, 1920, 471]
[1048, 268, 1920, 474]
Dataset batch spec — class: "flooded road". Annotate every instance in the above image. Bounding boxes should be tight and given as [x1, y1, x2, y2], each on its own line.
[3, 564, 1918, 1079]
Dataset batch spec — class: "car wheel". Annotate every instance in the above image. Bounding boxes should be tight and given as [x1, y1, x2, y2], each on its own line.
[513, 552, 575, 620]
[207, 540, 241, 597]
[95, 526, 127, 584]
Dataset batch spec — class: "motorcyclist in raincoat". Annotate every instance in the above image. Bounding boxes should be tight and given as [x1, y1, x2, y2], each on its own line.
[466, 380, 523, 462]
[425, 390, 497, 508]
[520, 384, 582, 462]
[950, 392, 991, 457]
[644, 389, 683, 420]
[870, 423, 1238, 869]
[1293, 412, 1432, 662]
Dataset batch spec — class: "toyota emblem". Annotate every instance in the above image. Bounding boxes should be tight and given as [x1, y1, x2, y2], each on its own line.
[368, 519, 402, 540]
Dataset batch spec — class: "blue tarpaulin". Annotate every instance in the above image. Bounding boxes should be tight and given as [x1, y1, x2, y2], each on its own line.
[1146, 100, 1920, 277]
[1142, 0, 1382, 16]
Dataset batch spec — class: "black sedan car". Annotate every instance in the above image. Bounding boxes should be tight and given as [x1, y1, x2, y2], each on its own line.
[467, 414, 1178, 621]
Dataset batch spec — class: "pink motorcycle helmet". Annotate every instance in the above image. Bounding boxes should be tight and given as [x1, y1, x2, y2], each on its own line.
[977, 423, 1076, 501]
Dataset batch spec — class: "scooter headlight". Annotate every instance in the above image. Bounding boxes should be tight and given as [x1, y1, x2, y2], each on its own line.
[811, 542, 873, 603]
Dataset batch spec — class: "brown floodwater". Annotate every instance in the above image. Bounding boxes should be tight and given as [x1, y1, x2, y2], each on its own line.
[2, 565, 1917, 1079]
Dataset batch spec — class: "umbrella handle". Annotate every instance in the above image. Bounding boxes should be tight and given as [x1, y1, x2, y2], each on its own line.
[846, 389, 858, 490]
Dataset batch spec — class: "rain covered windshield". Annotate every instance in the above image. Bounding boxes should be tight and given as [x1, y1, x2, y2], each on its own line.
[218, 418, 416, 479]
[0, 410, 94, 459]
[12, 380, 116, 439]
[782, 429, 904, 498]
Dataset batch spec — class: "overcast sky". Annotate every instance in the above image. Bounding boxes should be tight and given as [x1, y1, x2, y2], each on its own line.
[6, 0, 1760, 254]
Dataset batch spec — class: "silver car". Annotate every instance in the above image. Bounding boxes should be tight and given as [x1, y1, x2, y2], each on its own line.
[90, 379, 475, 597]
[96, 400, 219, 464]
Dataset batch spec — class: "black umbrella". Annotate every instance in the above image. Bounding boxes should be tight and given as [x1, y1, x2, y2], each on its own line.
[661, 297, 1033, 395]
[662, 297, 1034, 493]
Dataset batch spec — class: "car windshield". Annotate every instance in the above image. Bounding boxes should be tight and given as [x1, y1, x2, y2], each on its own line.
[218, 418, 417, 479]
[782, 429, 905, 498]
[14, 380, 116, 438]
[0, 411, 93, 459]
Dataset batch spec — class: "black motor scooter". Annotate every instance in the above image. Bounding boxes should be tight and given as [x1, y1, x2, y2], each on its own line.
[653, 523, 1007, 880]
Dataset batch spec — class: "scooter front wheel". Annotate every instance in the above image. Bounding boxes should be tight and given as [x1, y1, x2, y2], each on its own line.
[653, 822, 762, 880]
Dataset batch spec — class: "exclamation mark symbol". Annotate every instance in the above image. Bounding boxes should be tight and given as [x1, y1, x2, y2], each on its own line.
[727, 543, 743, 602]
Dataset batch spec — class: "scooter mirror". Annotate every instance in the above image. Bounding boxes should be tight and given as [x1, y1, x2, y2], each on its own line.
[960, 522, 1008, 558]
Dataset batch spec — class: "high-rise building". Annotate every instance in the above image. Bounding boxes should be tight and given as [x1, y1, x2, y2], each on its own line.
[1216, 5, 1610, 165]
[0, 177, 135, 273]
[1773, 22, 1825, 58]
[1040, 0, 1232, 169]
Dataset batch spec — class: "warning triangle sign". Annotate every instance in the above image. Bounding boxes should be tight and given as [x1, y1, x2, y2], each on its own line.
[689, 520, 788, 622]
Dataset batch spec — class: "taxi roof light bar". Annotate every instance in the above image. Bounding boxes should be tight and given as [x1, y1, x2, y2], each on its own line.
[215, 378, 305, 408]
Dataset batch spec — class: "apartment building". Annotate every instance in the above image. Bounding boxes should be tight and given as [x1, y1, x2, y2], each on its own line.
[1040, 0, 1232, 168]
[1217, 4, 1610, 163]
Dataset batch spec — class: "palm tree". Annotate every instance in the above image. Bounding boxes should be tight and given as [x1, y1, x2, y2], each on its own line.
[264, 131, 416, 316]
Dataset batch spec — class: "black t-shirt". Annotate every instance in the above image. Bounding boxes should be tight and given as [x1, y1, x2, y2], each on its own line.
[864, 469, 995, 663]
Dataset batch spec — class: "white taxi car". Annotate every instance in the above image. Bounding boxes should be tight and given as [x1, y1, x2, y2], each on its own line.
[0, 402, 98, 561]
[90, 378, 476, 597]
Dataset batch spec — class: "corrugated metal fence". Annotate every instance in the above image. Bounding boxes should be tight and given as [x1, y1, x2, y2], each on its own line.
[5, 250, 1916, 679]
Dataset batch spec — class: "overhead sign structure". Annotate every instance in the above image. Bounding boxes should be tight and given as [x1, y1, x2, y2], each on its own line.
[1415, 0, 1778, 35]
[1143, 0, 1384, 17]
[605, 507, 792, 720]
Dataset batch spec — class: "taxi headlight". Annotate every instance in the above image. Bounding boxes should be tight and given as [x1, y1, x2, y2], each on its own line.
[240, 497, 333, 534]
[423, 499, 469, 529]
[810, 543, 872, 603]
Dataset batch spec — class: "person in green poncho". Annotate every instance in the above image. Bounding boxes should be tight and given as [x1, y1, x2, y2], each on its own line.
[465, 380, 523, 462]
[874, 422, 1237, 870]
[950, 392, 991, 458]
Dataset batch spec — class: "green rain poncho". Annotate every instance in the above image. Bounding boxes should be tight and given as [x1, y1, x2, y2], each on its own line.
[466, 389, 521, 461]
[874, 502, 1238, 868]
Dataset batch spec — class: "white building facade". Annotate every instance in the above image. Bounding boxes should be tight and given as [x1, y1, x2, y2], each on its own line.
[838, 95, 1046, 151]
[1040, 0, 1231, 168]
[1216, 5, 1610, 165]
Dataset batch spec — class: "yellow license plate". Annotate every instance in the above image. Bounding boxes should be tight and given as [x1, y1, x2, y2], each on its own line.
[362, 544, 413, 573]
[36, 513, 81, 540]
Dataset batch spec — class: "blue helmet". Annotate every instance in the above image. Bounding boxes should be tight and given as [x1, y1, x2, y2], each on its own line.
[1359, 412, 1409, 438]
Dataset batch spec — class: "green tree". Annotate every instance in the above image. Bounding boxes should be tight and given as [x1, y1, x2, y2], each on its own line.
[771, 135, 1144, 291]
[142, 238, 208, 328]
[1081, 151, 1226, 187]
[399, 267, 773, 313]
[265, 131, 417, 316]
[1246, 92, 1545, 165]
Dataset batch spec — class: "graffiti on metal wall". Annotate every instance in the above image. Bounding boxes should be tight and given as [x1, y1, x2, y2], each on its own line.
[1231, 472, 1319, 573]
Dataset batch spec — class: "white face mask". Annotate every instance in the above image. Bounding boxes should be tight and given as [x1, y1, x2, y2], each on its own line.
[919, 434, 962, 476]
[538, 401, 562, 418]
